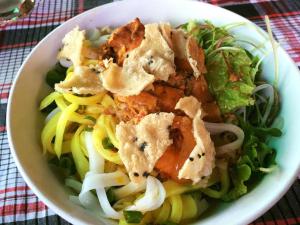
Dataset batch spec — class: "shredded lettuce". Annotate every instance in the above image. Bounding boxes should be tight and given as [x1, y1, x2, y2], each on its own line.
[221, 164, 251, 201]
[183, 21, 258, 113]
[220, 115, 281, 201]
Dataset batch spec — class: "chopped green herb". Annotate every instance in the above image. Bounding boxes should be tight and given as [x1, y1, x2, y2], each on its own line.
[46, 63, 67, 88]
[123, 210, 143, 224]
[48, 154, 76, 177]
[106, 187, 117, 205]
[102, 137, 114, 149]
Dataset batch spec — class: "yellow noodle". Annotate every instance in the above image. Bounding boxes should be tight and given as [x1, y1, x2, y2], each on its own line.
[92, 115, 122, 165]
[63, 92, 105, 105]
[101, 94, 116, 108]
[103, 115, 120, 149]
[169, 195, 183, 223]
[55, 96, 68, 110]
[61, 140, 72, 154]
[154, 200, 171, 224]
[201, 161, 230, 198]
[181, 195, 198, 220]
[41, 112, 61, 154]
[140, 212, 153, 224]
[85, 104, 105, 114]
[79, 131, 89, 157]
[163, 180, 201, 198]
[39, 92, 62, 110]
[69, 113, 95, 125]
[71, 125, 89, 180]
[65, 71, 73, 80]
[64, 66, 74, 80]
[54, 103, 78, 158]
[67, 66, 74, 73]
[113, 195, 136, 211]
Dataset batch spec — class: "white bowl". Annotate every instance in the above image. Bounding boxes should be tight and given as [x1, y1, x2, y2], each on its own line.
[7, 0, 300, 224]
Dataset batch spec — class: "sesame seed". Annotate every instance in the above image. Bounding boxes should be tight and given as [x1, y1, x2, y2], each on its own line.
[201, 176, 205, 179]
[189, 157, 194, 161]
[148, 59, 154, 65]
[143, 171, 149, 177]
[133, 172, 139, 177]
[139, 142, 147, 151]
[202, 153, 205, 156]
[197, 154, 201, 158]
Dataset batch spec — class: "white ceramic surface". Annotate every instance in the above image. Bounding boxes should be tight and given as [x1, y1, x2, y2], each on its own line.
[7, 0, 300, 225]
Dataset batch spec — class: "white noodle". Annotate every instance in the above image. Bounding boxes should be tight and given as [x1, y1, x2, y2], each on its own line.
[59, 58, 73, 68]
[114, 181, 147, 200]
[205, 122, 244, 156]
[79, 132, 126, 219]
[45, 107, 60, 123]
[126, 176, 166, 213]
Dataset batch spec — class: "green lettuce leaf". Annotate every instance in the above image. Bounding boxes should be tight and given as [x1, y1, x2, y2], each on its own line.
[222, 164, 251, 201]
[205, 50, 256, 113]
[183, 21, 258, 113]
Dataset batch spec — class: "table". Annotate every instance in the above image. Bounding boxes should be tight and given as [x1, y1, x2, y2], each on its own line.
[0, 0, 300, 224]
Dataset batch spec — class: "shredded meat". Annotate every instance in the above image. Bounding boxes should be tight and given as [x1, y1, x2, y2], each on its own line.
[175, 58, 194, 73]
[202, 102, 222, 122]
[187, 75, 214, 103]
[155, 116, 195, 183]
[186, 36, 207, 76]
[115, 92, 158, 123]
[165, 72, 222, 122]
[108, 18, 145, 65]
[153, 83, 184, 112]
[167, 72, 188, 91]
[98, 43, 115, 61]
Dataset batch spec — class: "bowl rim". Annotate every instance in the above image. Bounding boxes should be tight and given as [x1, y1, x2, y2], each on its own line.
[6, 0, 300, 224]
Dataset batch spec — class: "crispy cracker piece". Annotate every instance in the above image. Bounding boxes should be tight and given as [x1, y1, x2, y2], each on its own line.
[155, 115, 196, 184]
[101, 23, 175, 96]
[171, 29, 206, 78]
[175, 96, 201, 119]
[175, 97, 215, 185]
[57, 26, 85, 67]
[116, 112, 174, 183]
[178, 109, 215, 185]
[101, 61, 155, 96]
[55, 27, 103, 94]
[160, 23, 173, 49]
[55, 66, 103, 94]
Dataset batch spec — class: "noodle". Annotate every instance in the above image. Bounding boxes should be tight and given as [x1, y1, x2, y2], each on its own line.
[71, 125, 89, 180]
[54, 103, 78, 157]
[169, 195, 183, 223]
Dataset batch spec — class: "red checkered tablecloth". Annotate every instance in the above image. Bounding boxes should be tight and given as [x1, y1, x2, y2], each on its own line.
[0, 0, 300, 224]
